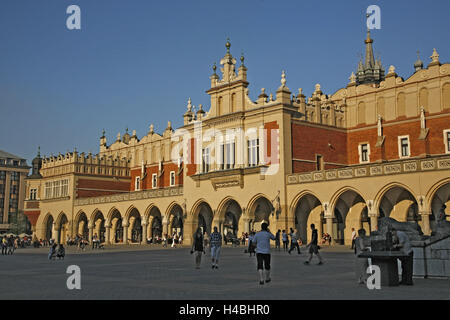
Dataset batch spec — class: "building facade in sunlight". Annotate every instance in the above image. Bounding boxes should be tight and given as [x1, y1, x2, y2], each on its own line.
[25, 33, 450, 246]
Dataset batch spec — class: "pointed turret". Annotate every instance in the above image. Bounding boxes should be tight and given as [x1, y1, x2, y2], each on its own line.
[355, 29, 385, 85]
[414, 50, 424, 72]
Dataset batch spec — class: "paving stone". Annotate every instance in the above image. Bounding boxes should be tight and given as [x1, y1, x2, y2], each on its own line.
[1, 245, 449, 300]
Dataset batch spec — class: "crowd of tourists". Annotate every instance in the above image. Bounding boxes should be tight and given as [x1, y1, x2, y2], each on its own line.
[1, 235, 32, 255]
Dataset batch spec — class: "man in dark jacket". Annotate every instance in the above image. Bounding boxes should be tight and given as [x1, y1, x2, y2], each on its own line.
[304, 224, 324, 265]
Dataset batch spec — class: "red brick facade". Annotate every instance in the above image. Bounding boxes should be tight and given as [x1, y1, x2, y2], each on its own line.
[76, 178, 130, 198]
[292, 114, 450, 173]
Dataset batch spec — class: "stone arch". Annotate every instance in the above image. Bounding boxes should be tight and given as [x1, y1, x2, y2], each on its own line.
[246, 194, 275, 232]
[91, 209, 106, 243]
[55, 212, 69, 244]
[125, 206, 142, 243]
[292, 192, 323, 243]
[108, 208, 123, 244]
[74, 211, 89, 240]
[376, 184, 420, 226]
[42, 213, 54, 241]
[166, 202, 184, 238]
[216, 197, 242, 236]
[191, 200, 214, 235]
[330, 188, 368, 245]
[427, 179, 450, 231]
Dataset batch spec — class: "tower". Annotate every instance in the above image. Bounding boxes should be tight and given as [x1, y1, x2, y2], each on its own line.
[355, 30, 385, 86]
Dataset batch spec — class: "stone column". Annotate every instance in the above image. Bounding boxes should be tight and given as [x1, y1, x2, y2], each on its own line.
[88, 224, 94, 244]
[55, 227, 61, 245]
[105, 224, 111, 245]
[122, 223, 129, 244]
[366, 200, 378, 232]
[419, 211, 431, 236]
[162, 217, 168, 237]
[326, 218, 334, 244]
[141, 222, 147, 245]
[323, 202, 335, 245]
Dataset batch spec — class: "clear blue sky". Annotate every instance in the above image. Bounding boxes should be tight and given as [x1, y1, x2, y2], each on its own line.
[1, 0, 449, 165]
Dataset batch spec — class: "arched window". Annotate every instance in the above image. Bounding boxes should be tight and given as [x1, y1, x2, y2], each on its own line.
[377, 97, 385, 119]
[419, 88, 428, 111]
[397, 92, 406, 117]
[358, 102, 366, 124]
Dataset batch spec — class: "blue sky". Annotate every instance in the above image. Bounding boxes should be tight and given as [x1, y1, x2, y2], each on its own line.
[1, 0, 449, 165]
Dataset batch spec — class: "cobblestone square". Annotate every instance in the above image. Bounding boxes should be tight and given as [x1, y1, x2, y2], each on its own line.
[2, 246, 449, 300]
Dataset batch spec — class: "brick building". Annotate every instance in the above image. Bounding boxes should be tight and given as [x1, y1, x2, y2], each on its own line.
[25, 33, 450, 246]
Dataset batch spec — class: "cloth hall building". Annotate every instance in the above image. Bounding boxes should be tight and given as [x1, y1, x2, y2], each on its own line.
[25, 33, 450, 246]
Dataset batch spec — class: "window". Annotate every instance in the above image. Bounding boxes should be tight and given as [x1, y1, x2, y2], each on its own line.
[444, 129, 450, 154]
[170, 171, 175, 186]
[135, 176, 140, 191]
[61, 179, 69, 197]
[359, 143, 370, 163]
[30, 188, 37, 200]
[202, 148, 210, 173]
[45, 182, 52, 199]
[152, 174, 157, 189]
[316, 155, 323, 171]
[225, 142, 235, 169]
[248, 139, 260, 167]
[398, 136, 410, 158]
[53, 180, 60, 198]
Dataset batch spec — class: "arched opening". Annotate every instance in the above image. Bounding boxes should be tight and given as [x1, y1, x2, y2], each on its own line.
[45, 214, 54, 241]
[128, 208, 142, 243]
[248, 196, 274, 232]
[218, 199, 242, 237]
[168, 204, 184, 237]
[75, 212, 89, 240]
[92, 211, 106, 243]
[293, 194, 323, 243]
[333, 190, 368, 245]
[430, 182, 450, 231]
[147, 206, 163, 239]
[378, 186, 420, 227]
[109, 209, 123, 243]
[196, 203, 213, 235]
[56, 213, 69, 244]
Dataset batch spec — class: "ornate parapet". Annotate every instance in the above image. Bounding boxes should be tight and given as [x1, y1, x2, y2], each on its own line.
[287, 155, 450, 185]
[74, 186, 183, 206]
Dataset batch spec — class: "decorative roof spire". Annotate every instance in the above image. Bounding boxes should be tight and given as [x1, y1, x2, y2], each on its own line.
[240, 51, 245, 67]
[37, 146, 41, 157]
[225, 37, 231, 54]
[414, 50, 423, 72]
[429, 48, 440, 66]
[101, 128, 105, 138]
[281, 70, 287, 87]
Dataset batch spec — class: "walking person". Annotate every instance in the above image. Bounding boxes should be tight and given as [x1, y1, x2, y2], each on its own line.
[351, 228, 357, 250]
[191, 227, 205, 269]
[210, 226, 222, 269]
[304, 224, 324, 265]
[48, 243, 57, 260]
[275, 230, 281, 251]
[288, 228, 301, 254]
[354, 229, 369, 284]
[1, 237, 7, 255]
[56, 244, 65, 260]
[252, 223, 276, 285]
[392, 228, 414, 285]
[7, 236, 14, 255]
[281, 230, 288, 252]
[248, 231, 256, 257]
